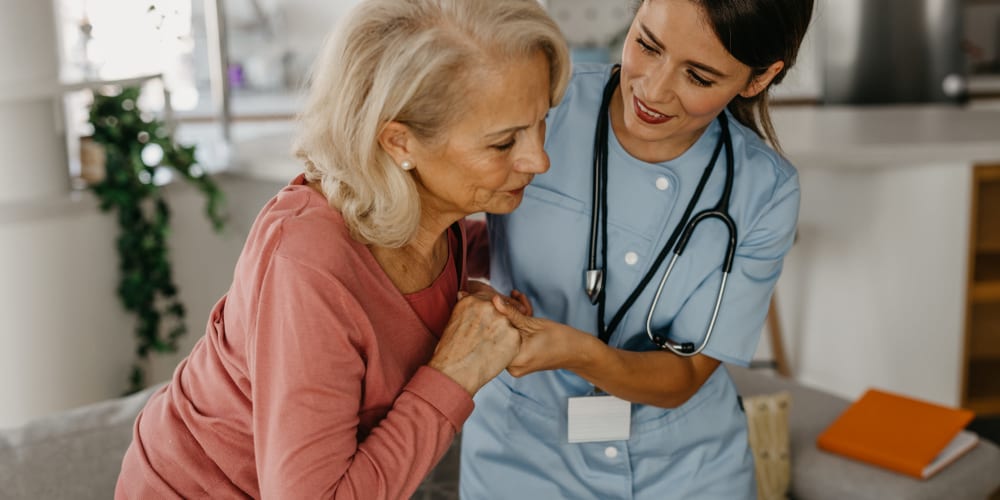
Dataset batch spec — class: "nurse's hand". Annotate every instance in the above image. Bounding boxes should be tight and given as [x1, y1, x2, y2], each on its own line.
[493, 300, 586, 377]
[428, 292, 522, 395]
[464, 280, 533, 316]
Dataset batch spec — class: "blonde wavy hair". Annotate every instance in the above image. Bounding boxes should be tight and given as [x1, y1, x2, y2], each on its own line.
[294, 0, 571, 247]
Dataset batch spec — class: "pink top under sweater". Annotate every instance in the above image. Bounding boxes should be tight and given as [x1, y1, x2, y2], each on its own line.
[116, 175, 489, 499]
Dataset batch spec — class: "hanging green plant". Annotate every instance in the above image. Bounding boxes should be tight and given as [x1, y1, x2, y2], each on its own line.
[87, 85, 226, 394]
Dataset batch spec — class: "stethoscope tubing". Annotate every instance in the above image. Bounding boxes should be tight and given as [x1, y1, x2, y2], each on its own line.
[587, 67, 739, 356]
[586, 68, 620, 305]
[646, 210, 737, 356]
[648, 117, 738, 356]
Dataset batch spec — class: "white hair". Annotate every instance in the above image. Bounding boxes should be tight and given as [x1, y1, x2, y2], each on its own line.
[294, 0, 571, 247]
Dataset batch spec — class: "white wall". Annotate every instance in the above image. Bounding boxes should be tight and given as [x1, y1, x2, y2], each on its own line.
[0, 175, 283, 427]
[774, 164, 973, 406]
[0, 205, 131, 426]
[0, 0, 69, 203]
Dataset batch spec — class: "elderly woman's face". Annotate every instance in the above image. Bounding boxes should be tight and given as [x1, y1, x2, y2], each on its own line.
[411, 51, 552, 218]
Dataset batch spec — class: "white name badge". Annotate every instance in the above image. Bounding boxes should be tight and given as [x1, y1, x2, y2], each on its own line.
[567, 395, 631, 443]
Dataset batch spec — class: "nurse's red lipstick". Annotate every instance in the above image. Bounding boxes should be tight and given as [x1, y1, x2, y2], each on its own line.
[634, 96, 670, 125]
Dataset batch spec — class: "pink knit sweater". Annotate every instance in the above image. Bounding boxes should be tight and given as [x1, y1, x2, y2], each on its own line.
[116, 175, 488, 499]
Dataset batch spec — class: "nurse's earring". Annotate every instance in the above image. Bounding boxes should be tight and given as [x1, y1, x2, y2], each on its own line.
[400, 160, 415, 171]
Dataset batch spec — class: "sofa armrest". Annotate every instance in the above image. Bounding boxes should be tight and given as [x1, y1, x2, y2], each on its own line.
[0, 384, 162, 500]
[727, 365, 1000, 500]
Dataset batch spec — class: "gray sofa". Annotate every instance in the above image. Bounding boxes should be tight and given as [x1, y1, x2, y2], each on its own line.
[1, 368, 998, 500]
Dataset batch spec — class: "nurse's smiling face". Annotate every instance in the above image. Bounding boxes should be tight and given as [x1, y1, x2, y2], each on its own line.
[612, 0, 782, 163]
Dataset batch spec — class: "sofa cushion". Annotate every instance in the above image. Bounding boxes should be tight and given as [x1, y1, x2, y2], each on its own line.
[0, 385, 160, 500]
[727, 365, 1000, 500]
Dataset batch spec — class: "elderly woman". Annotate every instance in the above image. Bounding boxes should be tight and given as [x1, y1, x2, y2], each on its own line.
[114, 0, 570, 498]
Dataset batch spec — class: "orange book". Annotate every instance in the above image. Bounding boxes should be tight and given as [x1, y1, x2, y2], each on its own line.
[816, 388, 980, 479]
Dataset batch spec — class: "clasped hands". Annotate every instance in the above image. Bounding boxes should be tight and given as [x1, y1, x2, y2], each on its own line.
[429, 280, 582, 395]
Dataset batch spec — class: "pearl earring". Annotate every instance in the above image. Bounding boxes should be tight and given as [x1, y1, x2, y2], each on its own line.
[401, 160, 415, 171]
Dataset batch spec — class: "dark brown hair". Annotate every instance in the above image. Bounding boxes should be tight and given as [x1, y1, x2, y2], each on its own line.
[634, 0, 814, 150]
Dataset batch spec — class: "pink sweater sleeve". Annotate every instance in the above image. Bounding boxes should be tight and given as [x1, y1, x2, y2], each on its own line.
[248, 254, 472, 499]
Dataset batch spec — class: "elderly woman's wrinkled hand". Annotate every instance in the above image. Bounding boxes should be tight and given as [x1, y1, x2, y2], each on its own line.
[428, 293, 521, 395]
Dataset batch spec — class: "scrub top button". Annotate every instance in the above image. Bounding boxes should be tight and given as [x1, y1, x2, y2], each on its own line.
[604, 446, 619, 458]
[655, 176, 670, 191]
[624, 252, 639, 266]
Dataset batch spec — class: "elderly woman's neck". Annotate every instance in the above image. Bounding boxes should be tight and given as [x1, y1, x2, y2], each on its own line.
[414, 209, 461, 250]
[407, 223, 450, 262]
[369, 212, 456, 294]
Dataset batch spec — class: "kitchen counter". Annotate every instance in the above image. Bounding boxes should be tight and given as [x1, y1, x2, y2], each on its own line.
[772, 104, 1000, 169]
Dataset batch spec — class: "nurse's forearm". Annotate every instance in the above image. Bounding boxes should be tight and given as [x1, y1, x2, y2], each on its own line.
[568, 334, 720, 408]
[499, 303, 718, 408]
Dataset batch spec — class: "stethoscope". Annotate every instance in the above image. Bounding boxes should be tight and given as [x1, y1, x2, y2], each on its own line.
[585, 68, 737, 357]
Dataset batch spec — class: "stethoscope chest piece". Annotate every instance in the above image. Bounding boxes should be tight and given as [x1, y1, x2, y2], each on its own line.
[584, 269, 603, 304]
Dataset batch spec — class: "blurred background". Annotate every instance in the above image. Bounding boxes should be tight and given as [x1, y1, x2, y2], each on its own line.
[1, 0, 1000, 435]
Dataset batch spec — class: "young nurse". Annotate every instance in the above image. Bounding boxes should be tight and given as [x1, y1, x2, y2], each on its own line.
[460, 0, 814, 498]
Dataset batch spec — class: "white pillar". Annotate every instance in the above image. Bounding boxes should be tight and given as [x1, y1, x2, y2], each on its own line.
[0, 0, 69, 203]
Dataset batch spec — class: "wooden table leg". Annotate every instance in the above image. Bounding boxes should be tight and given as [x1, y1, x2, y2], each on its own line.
[767, 293, 791, 378]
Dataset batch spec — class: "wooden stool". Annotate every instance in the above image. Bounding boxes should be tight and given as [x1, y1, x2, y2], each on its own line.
[750, 292, 791, 377]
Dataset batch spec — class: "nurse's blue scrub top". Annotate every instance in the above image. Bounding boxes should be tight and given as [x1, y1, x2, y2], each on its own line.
[459, 64, 800, 499]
